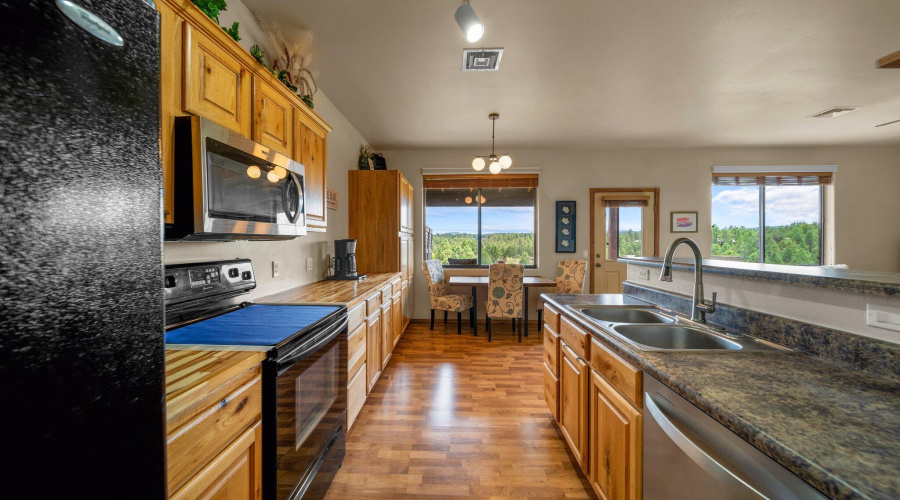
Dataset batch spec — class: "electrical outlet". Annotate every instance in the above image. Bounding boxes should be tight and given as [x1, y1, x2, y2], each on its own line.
[638, 269, 650, 280]
[272, 260, 280, 278]
[306, 257, 314, 271]
[582, 250, 588, 258]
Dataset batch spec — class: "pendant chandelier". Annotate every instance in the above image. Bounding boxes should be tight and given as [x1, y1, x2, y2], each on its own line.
[472, 113, 512, 174]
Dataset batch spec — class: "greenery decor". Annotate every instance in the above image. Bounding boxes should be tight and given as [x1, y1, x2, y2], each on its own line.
[262, 20, 318, 108]
[192, 0, 227, 23]
[357, 145, 373, 170]
[300, 95, 314, 109]
[277, 71, 297, 93]
[222, 22, 241, 42]
[250, 44, 265, 64]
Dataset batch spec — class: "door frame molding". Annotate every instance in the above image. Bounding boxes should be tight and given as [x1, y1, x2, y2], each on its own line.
[589, 188, 660, 293]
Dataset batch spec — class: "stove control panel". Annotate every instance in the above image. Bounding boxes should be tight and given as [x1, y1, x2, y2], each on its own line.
[164, 259, 256, 307]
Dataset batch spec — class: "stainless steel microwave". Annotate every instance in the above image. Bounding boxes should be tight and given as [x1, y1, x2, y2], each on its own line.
[166, 116, 306, 241]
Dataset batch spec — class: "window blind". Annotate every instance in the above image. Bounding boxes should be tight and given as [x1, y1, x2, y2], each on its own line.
[422, 174, 539, 189]
[602, 195, 650, 208]
[712, 165, 837, 186]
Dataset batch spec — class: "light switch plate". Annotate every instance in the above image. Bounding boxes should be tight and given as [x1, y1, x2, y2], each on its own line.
[306, 257, 314, 271]
[638, 269, 650, 280]
[582, 250, 588, 258]
[272, 261, 280, 278]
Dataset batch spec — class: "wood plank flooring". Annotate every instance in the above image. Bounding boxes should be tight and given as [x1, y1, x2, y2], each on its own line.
[324, 321, 596, 499]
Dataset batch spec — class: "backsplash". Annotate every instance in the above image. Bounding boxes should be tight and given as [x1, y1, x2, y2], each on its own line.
[624, 283, 900, 382]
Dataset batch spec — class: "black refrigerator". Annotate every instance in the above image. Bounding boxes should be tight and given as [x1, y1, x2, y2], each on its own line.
[0, 1, 166, 497]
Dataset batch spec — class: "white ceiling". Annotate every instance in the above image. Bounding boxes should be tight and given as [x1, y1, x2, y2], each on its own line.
[242, 0, 900, 150]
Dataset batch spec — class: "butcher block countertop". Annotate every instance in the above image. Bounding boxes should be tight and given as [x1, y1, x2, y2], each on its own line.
[259, 272, 401, 308]
[165, 350, 265, 430]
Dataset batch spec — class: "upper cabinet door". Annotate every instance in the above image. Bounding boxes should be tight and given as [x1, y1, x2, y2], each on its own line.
[183, 24, 251, 136]
[252, 77, 293, 156]
[399, 175, 411, 233]
[295, 113, 328, 230]
[406, 180, 414, 234]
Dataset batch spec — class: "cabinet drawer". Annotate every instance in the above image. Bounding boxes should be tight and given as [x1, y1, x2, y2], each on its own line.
[560, 315, 589, 359]
[366, 292, 382, 316]
[543, 325, 559, 376]
[348, 323, 366, 377]
[392, 279, 402, 295]
[543, 361, 559, 422]
[544, 304, 560, 333]
[167, 375, 262, 494]
[348, 302, 365, 334]
[347, 364, 367, 430]
[381, 284, 393, 302]
[590, 337, 642, 408]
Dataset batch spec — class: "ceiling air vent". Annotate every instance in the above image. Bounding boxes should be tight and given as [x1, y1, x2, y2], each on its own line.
[808, 106, 860, 118]
[462, 48, 503, 71]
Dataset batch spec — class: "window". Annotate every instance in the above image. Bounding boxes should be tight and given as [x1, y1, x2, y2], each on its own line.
[424, 176, 537, 267]
[711, 184, 824, 266]
[606, 205, 644, 260]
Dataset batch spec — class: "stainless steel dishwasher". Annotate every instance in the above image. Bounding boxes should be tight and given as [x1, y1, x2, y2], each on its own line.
[643, 374, 827, 500]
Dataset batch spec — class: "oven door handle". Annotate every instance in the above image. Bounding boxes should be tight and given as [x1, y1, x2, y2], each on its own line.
[276, 315, 348, 373]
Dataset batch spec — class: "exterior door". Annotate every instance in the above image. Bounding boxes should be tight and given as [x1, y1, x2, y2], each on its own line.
[591, 189, 659, 293]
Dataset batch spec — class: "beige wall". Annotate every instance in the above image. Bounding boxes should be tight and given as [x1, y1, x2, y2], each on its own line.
[163, 0, 363, 300]
[381, 146, 900, 320]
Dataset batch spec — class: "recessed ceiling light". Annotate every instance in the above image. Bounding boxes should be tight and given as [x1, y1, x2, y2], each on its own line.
[808, 106, 861, 118]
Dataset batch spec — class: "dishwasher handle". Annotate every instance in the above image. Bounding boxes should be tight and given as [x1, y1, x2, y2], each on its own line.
[645, 392, 769, 499]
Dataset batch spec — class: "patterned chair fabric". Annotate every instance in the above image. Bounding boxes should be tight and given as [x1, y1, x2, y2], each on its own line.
[485, 263, 525, 319]
[422, 260, 473, 312]
[555, 260, 587, 294]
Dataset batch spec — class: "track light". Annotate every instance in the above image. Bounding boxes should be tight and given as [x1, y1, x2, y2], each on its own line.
[455, 1, 484, 43]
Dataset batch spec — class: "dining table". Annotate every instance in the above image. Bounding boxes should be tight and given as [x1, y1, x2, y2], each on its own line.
[448, 275, 556, 341]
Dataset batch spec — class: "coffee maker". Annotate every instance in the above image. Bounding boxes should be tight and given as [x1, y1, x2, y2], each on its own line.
[329, 239, 365, 280]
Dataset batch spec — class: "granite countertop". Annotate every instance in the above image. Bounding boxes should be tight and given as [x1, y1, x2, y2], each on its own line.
[619, 256, 900, 296]
[259, 272, 401, 308]
[542, 293, 900, 500]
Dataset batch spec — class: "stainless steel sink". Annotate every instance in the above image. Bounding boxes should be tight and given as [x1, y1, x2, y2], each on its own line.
[578, 307, 675, 325]
[611, 324, 790, 352]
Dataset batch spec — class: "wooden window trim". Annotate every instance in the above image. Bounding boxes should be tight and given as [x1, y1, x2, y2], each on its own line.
[423, 174, 539, 189]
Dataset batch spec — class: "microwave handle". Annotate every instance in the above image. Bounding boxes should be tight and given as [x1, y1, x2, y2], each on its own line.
[283, 172, 303, 223]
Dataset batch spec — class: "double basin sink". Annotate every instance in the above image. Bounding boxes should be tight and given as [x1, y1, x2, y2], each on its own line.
[570, 305, 791, 352]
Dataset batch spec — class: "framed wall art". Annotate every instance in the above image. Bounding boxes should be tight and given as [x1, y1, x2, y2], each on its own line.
[556, 201, 576, 253]
[671, 211, 698, 233]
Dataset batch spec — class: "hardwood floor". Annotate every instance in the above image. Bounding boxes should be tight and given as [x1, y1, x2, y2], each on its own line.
[325, 321, 596, 499]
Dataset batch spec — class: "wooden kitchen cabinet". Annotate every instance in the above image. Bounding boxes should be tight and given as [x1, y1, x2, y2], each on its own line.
[400, 175, 411, 233]
[543, 324, 560, 421]
[590, 371, 642, 500]
[183, 23, 251, 137]
[158, 0, 186, 225]
[295, 112, 330, 231]
[252, 77, 293, 156]
[381, 299, 393, 370]
[392, 293, 402, 347]
[170, 422, 262, 500]
[559, 342, 590, 471]
[365, 310, 382, 394]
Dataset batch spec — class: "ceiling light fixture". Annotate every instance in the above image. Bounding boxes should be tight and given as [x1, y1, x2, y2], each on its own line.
[455, 0, 484, 43]
[471, 113, 511, 174]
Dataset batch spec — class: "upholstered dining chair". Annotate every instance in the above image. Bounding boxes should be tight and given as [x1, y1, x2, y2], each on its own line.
[485, 262, 525, 342]
[538, 260, 587, 332]
[422, 260, 475, 335]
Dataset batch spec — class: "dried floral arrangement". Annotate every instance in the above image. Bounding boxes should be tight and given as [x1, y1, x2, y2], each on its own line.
[357, 145, 373, 170]
[191, 0, 241, 41]
[258, 19, 319, 108]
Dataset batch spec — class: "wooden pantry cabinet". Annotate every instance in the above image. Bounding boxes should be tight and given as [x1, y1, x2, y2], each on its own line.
[349, 170, 416, 330]
[158, 0, 331, 229]
[541, 299, 644, 500]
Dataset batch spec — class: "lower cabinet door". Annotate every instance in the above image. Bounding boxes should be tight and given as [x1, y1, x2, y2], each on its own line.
[381, 302, 392, 370]
[366, 312, 382, 394]
[543, 361, 559, 421]
[347, 365, 367, 430]
[590, 370, 642, 500]
[392, 295, 402, 346]
[559, 342, 589, 470]
[170, 422, 262, 500]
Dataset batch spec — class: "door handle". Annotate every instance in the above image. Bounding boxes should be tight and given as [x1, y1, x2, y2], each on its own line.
[595, 263, 601, 268]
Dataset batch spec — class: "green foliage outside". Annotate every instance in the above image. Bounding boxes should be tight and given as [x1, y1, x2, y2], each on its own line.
[615, 230, 642, 257]
[432, 233, 534, 265]
[712, 222, 820, 265]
